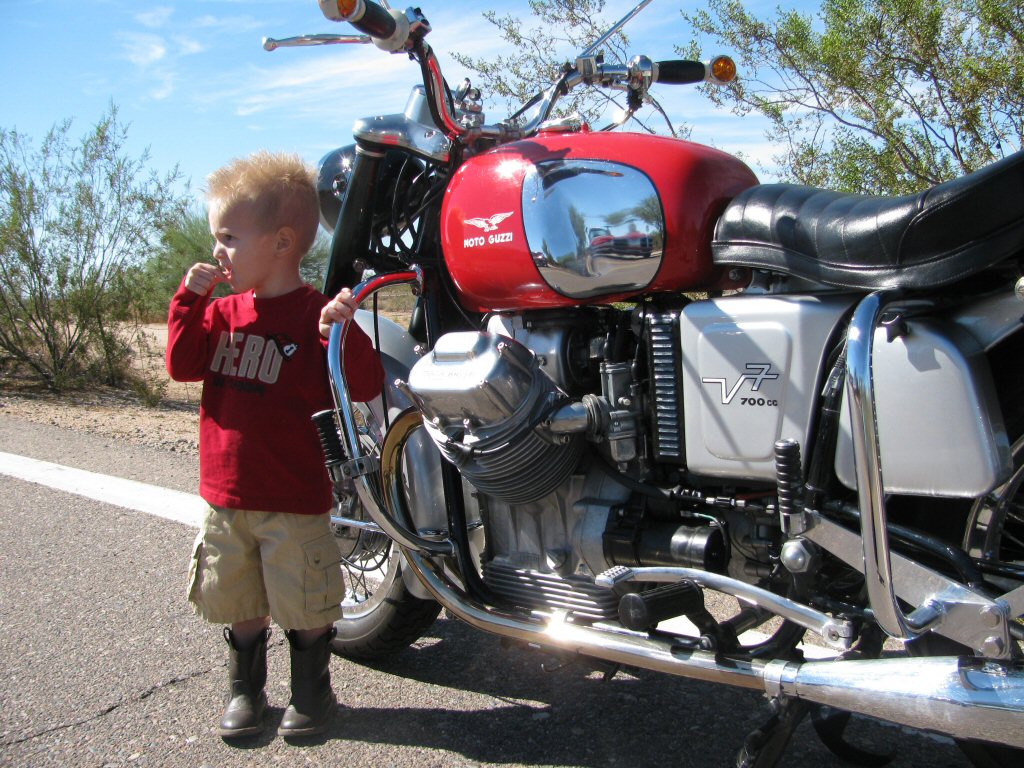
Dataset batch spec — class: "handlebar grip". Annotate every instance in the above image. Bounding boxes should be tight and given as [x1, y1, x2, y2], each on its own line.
[653, 60, 707, 85]
[319, 0, 397, 40]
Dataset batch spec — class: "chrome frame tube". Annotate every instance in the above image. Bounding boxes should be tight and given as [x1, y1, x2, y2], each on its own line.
[845, 292, 922, 639]
[326, 266, 455, 557]
[596, 566, 854, 649]
[329, 515, 385, 534]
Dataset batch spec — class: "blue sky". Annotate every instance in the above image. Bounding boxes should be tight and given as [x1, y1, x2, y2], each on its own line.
[1, 0, 787, 201]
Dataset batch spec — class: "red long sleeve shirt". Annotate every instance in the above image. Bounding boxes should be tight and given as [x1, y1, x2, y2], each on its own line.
[166, 282, 384, 514]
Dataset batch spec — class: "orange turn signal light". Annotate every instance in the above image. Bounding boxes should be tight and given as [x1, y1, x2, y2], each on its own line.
[710, 56, 737, 83]
[320, 0, 363, 21]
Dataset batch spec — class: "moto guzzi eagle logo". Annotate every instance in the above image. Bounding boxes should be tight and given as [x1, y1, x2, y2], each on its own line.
[465, 212, 513, 232]
[702, 363, 780, 406]
[463, 211, 516, 249]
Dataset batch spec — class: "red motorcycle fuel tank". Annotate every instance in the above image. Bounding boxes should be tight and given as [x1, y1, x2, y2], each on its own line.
[441, 130, 758, 312]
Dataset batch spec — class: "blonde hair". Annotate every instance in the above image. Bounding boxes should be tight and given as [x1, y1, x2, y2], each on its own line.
[206, 150, 320, 256]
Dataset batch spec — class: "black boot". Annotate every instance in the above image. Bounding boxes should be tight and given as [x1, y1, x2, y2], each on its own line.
[278, 627, 337, 737]
[218, 626, 270, 739]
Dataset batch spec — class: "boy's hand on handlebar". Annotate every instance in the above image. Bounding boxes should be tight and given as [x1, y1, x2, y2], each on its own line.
[184, 263, 226, 296]
[320, 287, 358, 338]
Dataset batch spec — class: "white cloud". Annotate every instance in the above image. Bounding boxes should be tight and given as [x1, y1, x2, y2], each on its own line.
[136, 7, 173, 29]
[212, 48, 414, 118]
[174, 36, 206, 56]
[149, 71, 177, 101]
[118, 32, 167, 66]
[193, 14, 268, 32]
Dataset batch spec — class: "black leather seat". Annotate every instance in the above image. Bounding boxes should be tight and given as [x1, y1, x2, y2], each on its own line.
[712, 150, 1024, 290]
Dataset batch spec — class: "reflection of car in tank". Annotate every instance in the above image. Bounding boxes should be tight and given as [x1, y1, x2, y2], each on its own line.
[587, 224, 653, 259]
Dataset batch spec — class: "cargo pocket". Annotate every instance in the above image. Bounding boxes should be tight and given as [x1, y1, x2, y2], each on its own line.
[303, 533, 345, 614]
[186, 533, 205, 605]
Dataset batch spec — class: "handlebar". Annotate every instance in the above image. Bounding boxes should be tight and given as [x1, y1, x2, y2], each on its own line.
[654, 60, 709, 85]
[291, 2, 736, 143]
[318, 0, 410, 52]
[319, 0, 396, 38]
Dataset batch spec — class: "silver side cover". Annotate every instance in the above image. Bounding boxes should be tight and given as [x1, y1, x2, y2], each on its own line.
[835, 319, 1011, 496]
[680, 294, 855, 481]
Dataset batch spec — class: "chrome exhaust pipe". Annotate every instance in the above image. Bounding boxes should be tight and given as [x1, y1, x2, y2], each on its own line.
[381, 395, 1024, 749]
[405, 550, 1024, 749]
[764, 655, 1024, 748]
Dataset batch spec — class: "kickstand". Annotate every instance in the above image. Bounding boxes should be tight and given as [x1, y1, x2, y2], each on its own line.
[806, 624, 893, 767]
[810, 706, 894, 767]
[735, 697, 810, 768]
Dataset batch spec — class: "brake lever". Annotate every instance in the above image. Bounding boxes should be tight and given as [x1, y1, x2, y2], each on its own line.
[263, 33, 371, 51]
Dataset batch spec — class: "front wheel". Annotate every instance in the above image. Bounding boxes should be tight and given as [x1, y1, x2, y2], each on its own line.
[328, 400, 442, 660]
[331, 521, 440, 659]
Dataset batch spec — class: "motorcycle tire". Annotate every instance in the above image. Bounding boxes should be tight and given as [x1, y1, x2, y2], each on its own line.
[329, 468, 443, 660]
[331, 546, 441, 660]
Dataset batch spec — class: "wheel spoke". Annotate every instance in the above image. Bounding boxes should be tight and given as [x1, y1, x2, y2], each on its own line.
[1001, 529, 1024, 552]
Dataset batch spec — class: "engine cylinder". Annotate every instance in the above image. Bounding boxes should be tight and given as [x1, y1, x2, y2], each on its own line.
[403, 332, 583, 504]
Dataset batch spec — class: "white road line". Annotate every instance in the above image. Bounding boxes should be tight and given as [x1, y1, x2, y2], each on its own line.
[0, 451, 204, 528]
[0, 451, 839, 657]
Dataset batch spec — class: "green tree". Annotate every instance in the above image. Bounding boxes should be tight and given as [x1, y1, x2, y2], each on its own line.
[452, 0, 678, 135]
[138, 206, 216, 322]
[300, 231, 331, 291]
[0, 105, 186, 390]
[681, 0, 1024, 193]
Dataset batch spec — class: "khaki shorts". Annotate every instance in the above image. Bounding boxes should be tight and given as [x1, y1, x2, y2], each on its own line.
[187, 505, 345, 630]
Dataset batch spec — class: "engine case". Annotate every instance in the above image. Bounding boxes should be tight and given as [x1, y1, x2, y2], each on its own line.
[480, 467, 631, 621]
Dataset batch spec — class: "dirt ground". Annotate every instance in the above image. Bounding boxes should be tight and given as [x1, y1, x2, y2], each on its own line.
[0, 325, 200, 455]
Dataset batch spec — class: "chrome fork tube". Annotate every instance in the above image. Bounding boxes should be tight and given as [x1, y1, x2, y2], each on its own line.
[326, 266, 455, 557]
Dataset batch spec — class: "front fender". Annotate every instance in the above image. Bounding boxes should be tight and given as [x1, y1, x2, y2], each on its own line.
[353, 308, 421, 371]
[352, 309, 446, 600]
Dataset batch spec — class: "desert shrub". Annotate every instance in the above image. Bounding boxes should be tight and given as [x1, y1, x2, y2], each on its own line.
[0, 105, 186, 390]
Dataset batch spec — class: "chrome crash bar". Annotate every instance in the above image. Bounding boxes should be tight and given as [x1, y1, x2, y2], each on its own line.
[843, 292, 1015, 655]
[326, 266, 455, 557]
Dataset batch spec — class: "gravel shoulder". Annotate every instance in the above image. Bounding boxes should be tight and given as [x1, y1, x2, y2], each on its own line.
[0, 325, 200, 456]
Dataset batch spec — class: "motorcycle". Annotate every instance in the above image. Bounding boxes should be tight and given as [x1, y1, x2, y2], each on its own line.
[265, 1, 1024, 765]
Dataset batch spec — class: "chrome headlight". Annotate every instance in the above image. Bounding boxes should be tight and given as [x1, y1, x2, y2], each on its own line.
[317, 144, 356, 233]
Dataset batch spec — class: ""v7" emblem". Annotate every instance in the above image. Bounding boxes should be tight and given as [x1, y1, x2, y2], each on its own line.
[701, 364, 780, 405]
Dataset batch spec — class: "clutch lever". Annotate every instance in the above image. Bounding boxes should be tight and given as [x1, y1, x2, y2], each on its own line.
[263, 33, 371, 51]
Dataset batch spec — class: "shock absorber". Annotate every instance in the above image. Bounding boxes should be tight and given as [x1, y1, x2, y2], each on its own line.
[312, 409, 346, 484]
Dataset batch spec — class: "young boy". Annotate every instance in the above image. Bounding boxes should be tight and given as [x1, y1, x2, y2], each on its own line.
[166, 150, 384, 739]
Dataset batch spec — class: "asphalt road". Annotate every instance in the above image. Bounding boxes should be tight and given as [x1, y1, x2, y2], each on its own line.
[0, 415, 974, 768]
